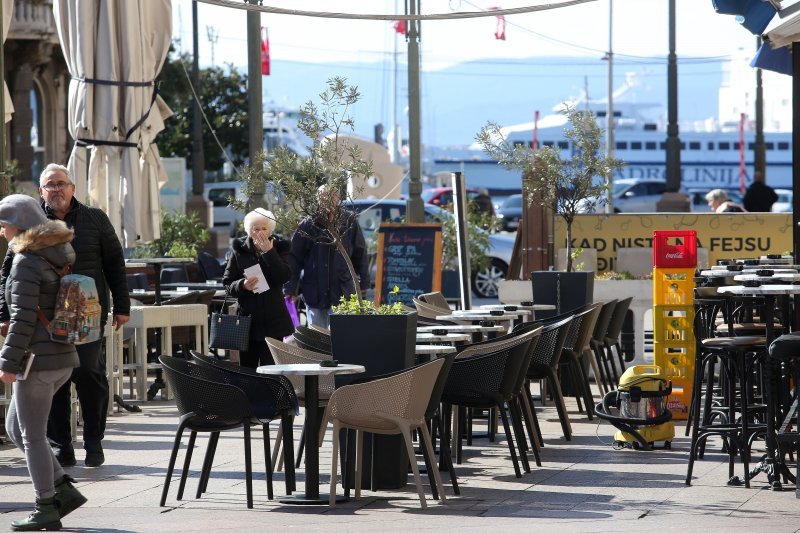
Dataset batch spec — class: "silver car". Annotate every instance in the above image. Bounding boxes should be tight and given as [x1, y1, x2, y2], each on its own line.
[348, 199, 513, 298]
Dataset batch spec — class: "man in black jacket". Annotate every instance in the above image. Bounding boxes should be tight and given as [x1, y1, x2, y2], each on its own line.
[0, 163, 131, 467]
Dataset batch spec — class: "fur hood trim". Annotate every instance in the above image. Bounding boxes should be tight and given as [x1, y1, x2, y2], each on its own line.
[10, 220, 74, 253]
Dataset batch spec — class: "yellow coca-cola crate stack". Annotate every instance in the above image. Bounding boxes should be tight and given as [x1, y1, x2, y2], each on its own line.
[652, 230, 697, 420]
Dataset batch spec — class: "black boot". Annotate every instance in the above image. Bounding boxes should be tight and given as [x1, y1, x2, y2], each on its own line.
[54, 475, 87, 518]
[84, 441, 104, 467]
[53, 445, 76, 468]
[10, 497, 62, 531]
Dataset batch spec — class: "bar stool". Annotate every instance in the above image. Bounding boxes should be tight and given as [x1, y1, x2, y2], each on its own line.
[686, 295, 767, 488]
[766, 332, 800, 496]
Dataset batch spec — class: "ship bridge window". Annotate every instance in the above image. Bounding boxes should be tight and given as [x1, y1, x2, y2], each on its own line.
[689, 142, 701, 150]
[707, 142, 714, 150]
[719, 142, 730, 150]
[631, 142, 642, 150]
[615, 141, 627, 150]
[680, 142, 686, 149]
[766, 142, 775, 150]
[646, 142, 656, 150]
[557, 141, 569, 149]
[778, 142, 789, 150]
[660, 142, 666, 150]
[748, 142, 755, 150]
[734, 142, 740, 150]
[543, 141, 554, 147]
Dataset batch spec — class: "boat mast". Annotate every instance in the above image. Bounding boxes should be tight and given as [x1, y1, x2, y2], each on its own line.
[391, 0, 400, 164]
[605, 0, 614, 214]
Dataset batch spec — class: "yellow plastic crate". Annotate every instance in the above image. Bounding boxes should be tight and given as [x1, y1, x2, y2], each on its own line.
[653, 267, 696, 306]
[653, 340, 695, 421]
[653, 305, 695, 343]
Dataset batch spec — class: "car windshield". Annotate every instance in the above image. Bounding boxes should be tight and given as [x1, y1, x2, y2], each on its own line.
[503, 195, 522, 208]
[421, 189, 437, 202]
[612, 182, 632, 195]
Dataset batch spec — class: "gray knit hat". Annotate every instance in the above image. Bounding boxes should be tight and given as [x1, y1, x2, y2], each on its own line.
[0, 194, 48, 231]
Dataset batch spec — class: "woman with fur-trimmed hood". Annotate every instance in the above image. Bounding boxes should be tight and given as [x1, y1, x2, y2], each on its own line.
[0, 194, 87, 531]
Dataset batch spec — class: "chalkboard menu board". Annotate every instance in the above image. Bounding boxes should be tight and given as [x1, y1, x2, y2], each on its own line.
[374, 224, 443, 306]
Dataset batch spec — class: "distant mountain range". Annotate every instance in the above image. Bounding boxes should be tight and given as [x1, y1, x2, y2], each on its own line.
[261, 56, 722, 147]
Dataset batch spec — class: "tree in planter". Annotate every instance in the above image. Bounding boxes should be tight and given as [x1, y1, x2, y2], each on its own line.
[235, 77, 372, 306]
[477, 105, 624, 272]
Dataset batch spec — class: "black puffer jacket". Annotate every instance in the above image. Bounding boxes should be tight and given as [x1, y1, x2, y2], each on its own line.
[45, 198, 130, 322]
[0, 198, 130, 323]
[283, 214, 369, 309]
[0, 221, 79, 374]
[223, 235, 294, 342]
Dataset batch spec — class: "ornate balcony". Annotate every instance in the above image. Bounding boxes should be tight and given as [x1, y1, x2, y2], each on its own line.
[9, 0, 58, 42]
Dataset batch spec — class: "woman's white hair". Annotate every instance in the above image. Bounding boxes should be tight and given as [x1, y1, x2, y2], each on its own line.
[705, 189, 729, 204]
[243, 208, 276, 236]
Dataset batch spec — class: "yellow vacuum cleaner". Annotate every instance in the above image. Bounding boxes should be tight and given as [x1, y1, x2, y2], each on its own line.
[595, 365, 675, 450]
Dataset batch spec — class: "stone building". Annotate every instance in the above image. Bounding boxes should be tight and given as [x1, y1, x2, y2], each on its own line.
[5, 0, 69, 188]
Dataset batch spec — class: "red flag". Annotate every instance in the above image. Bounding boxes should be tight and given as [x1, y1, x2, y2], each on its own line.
[393, 20, 407, 35]
[261, 26, 270, 76]
[490, 6, 506, 40]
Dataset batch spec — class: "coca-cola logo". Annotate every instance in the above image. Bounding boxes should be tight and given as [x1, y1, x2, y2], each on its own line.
[665, 252, 684, 259]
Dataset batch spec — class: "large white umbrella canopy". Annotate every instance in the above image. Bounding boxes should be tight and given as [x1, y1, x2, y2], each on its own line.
[3, 0, 14, 124]
[53, 0, 172, 246]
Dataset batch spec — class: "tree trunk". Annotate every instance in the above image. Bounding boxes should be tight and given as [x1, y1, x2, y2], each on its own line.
[335, 239, 363, 305]
[565, 221, 573, 272]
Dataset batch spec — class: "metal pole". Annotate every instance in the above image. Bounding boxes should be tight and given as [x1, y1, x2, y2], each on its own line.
[390, 0, 400, 164]
[406, 0, 424, 223]
[191, 2, 205, 196]
[451, 172, 472, 310]
[754, 36, 766, 181]
[665, 0, 681, 193]
[247, 0, 262, 166]
[605, 0, 614, 213]
[792, 42, 800, 260]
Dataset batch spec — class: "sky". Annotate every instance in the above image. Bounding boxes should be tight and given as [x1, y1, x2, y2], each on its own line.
[173, 0, 765, 70]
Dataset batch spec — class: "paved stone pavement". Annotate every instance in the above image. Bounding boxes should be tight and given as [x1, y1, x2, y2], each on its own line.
[2, 394, 799, 532]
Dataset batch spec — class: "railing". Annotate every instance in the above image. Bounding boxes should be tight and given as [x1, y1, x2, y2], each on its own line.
[10, 0, 57, 40]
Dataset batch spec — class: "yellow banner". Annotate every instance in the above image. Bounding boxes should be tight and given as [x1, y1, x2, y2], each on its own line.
[555, 213, 793, 272]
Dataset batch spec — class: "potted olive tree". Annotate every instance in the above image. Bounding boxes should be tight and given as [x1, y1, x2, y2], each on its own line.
[477, 105, 624, 314]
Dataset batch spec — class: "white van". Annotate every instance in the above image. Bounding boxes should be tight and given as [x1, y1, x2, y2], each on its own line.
[203, 182, 245, 235]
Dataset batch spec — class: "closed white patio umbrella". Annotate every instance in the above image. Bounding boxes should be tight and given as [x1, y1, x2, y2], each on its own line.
[3, 0, 14, 124]
[53, 0, 172, 246]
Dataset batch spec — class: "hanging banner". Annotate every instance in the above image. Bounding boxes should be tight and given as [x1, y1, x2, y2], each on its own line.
[555, 213, 793, 273]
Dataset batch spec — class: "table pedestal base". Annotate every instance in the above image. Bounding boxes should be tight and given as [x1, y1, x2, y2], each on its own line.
[278, 492, 348, 505]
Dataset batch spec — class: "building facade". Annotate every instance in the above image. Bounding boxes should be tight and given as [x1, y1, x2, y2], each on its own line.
[6, 0, 69, 186]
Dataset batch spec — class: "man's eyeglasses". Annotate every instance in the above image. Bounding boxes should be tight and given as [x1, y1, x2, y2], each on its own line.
[41, 181, 73, 192]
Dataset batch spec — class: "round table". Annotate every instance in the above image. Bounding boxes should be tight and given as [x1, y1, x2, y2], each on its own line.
[417, 324, 506, 334]
[733, 273, 800, 283]
[256, 363, 364, 504]
[416, 332, 471, 344]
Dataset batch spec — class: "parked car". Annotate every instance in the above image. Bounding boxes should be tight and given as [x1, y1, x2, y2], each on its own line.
[772, 188, 792, 212]
[578, 178, 667, 213]
[496, 194, 522, 231]
[421, 187, 479, 207]
[347, 199, 514, 298]
[204, 181, 245, 236]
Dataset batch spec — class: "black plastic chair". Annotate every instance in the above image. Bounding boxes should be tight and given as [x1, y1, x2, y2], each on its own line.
[590, 300, 618, 391]
[189, 351, 299, 495]
[442, 329, 538, 478]
[293, 325, 332, 354]
[198, 251, 224, 281]
[525, 315, 574, 441]
[604, 297, 633, 376]
[160, 355, 268, 508]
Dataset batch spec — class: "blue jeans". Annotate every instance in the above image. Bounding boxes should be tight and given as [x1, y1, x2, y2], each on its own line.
[306, 307, 332, 329]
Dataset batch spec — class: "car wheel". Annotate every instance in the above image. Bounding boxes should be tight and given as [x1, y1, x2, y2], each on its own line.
[472, 258, 507, 299]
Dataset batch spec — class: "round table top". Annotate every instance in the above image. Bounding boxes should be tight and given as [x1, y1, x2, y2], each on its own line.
[416, 332, 471, 343]
[436, 313, 515, 322]
[417, 324, 506, 333]
[452, 308, 530, 317]
[256, 363, 365, 376]
[479, 304, 555, 312]
[415, 344, 457, 355]
[125, 257, 193, 265]
[701, 268, 798, 277]
[717, 284, 800, 295]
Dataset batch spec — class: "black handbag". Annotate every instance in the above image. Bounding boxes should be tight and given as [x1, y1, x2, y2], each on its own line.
[209, 294, 252, 352]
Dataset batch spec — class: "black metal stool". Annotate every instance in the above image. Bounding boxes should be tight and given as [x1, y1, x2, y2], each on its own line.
[765, 333, 800, 496]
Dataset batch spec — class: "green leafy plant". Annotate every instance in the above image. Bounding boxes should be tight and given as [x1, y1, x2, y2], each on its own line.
[332, 286, 405, 315]
[234, 77, 373, 305]
[477, 105, 625, 272]
[440, 205, 494, 272]
[133, 209, 210, 260]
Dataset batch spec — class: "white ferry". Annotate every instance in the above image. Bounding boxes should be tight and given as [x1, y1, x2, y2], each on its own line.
[428, 77, 792, 195]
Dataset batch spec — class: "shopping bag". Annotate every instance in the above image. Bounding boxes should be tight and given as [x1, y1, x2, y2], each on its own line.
[285, 297, 301, 328]
[209, 312, 251, 352]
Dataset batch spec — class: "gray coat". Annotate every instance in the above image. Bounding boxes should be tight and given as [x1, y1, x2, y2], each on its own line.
[0, 220, 78, 375]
